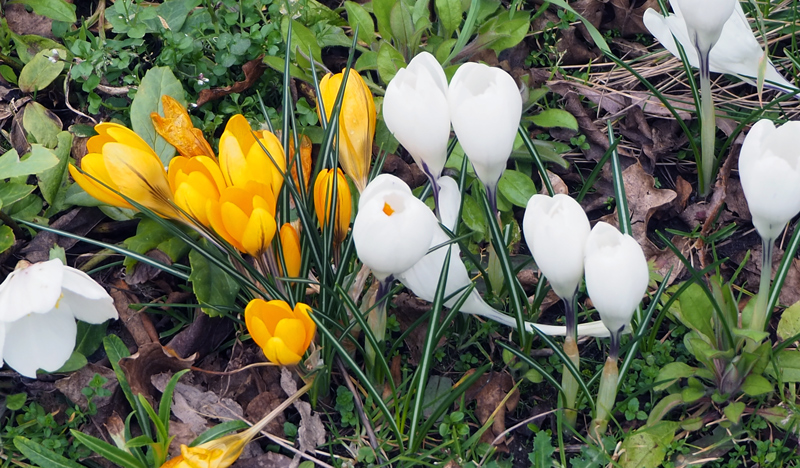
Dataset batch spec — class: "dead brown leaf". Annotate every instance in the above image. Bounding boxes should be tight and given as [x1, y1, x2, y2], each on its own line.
[245, 391, 286, 437]
[55, 364, 117, 413]
[232, 452, 293, 468]
[606, 0, 659, 36]
[110, 279, 157, 347]
[465, 371, 520, 452]
[119, 343, 194, 403]
[280, 368, 325, 459]
[5, 4, 54, 38]
[21, 207, 106, 263]
[152, 372, 244, 433]
[166, 309, 234, 360]
[197, 56, 266, 107]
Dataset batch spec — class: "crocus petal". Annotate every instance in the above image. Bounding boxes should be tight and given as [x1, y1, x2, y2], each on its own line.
[264, 337, 302, 366]
[60, 266, 118, 324]
[87, 123, 154, 155]
[0, 259, 64, 322]
[314, 169, 352, 244]
[672, 0, 735, 52]
[102, 143, 175, 216]
[3, 306, 77, 378]
[241, 207, 277, 257]
[358, 174, 413, 210]
[219, 131, 249, 187]
[292, 303, 316, 352]
[279, 223, 302, 278]
[273, 318, 307, 355]
[224, 114, 258, 156]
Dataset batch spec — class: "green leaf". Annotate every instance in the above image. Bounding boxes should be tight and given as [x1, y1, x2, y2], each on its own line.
[22, 101, 62, 148]
[130, 67, 185, 165]
[156, 0, 202, 32]
[189, 420, 249, 447]
[476, 13, 530, 53]
[263, 55, 313, 83]
[0, 225, 14, 254]
[390, 1, 415, 53]
[377, 41, 406, 84]
[74, 321, 109, 357]
[766, 349, 800, 382]
[654, 362, 697, 391]
[421, 375, 452, 419]
[11, 34, 65, 64]
[55, 351, 88, 374]
[778, 300, 800, 342]
[372, 0, 394, 41]
[0, 65, 17, 84]
[188, 245, 240, 317]
[667, 283, 715, 341]
[0, 145, 59, 180]
[103, 335, 137, 409]
[724, 402, 745, 424]
[344, 1, 375, 44]
[123, 218, 191, 272]
[461, 193, 485, 235]
[529, 109, 578, 130]
[741, 373, 773, 397]
[529, 431, 555, 468]
[6, 392, 27, 411]
[497, 169, 536, 208]
[435, 0, 462, 36]
[14, 436, 86, 468]
[9, 0, 76, 22]
[71, 430, 146, 468]
[680, 386, 704, 403]
[159, 369, 190, 429]
[280, 18, 322, 68]
[3, 181, 39, 210]
[38, 131, 73, 206]
[618, 422, 677, 468]
[17, 48, 66, 93]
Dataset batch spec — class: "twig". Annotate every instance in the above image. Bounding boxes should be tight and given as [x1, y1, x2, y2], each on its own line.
[64, 65, 98, 125]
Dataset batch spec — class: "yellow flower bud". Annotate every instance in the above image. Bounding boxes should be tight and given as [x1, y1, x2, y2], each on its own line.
[313, 168, 352, 245]
[69, 123, 177, 218]
[245, 299, 316, 366]
[151, 95, 215, 159]
[278, 223, 301, 278]
[318, 69, 375, 193]
[168, 155, 226, 227]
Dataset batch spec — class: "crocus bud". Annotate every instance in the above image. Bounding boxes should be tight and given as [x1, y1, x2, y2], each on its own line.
[245, 299, 316, 366]
[168, 155, 226, 227]
[448, 63, 522, 195]
[278, 223, 301, 278]
[314, 168, 352, 245]
[353, 178, 437, 281]
[738, 119, 800, 241]
[219, 115, 286, 198]
[383, 52, 451, 182]
[318, 69, 375, 193]
[672, 0, 736, 53]
[584, 222, 649, 337]
[522, 194, 591, 300]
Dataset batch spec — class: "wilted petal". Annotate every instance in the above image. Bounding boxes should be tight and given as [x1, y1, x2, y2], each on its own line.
[151, 95, 215, 158]
[4, 306, 77, 378]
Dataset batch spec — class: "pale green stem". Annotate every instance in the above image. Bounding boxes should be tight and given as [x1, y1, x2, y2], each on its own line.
[560, 296, 579, 430]
[698, 47, 716, 197]
[590, 356, 619, 441]
[366, 279, 390, 380]
[746, 236, 774, 352]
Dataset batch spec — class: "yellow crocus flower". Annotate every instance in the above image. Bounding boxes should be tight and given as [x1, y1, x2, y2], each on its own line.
[288, 134, 312, 192]
[245, 299, 315, 366]
[68, 123, 177, 218]
[278, 223, 301, 278]
[207, 182, 277, 257]
[151, 95, 215, 159]
[318, 69, 375, 193]
[167, 156, 227, 227]
[218, 114, 286, 197]
[313, 168, 352, 245]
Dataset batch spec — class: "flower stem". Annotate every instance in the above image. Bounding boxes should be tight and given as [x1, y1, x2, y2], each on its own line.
[698, 47, 716, 197]
[590, 355, 619, 441]
[561, 296, 579, 430]
[366, 278, 391, 381]
[746, 236, 774, 351]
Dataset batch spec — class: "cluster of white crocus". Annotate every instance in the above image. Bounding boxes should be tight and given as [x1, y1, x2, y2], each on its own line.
[0, 259, 118, 378]
[383, 53, 522, 213]
[643, 0, 798, 93]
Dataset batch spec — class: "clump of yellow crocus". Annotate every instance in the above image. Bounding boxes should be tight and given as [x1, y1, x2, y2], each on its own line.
[69, 123, 178, 218]
[245, 299, 316, 366]
[318, 69, 375, 193]
[151, 95, 215, 159]
[313, 168, 352, 245]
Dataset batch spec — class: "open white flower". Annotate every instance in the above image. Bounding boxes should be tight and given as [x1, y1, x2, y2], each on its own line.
[643, 0, 798, 92]
[383, 52, 451, 183]
[738, 119, 800, 241]
[584, 222, 649, 338]
[0, 259, 118, 378]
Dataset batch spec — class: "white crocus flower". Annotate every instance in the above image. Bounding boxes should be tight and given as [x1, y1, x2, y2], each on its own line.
[584, 222, 650, 339]
[0, 259, 118, 378]
[448, 62, 522, 212]
[643, 0, 798, 93]
[523, 194, 591, 301]
[383, 52, 451, 186]
[353, 178, 437, 281]
[738, 119, 800, 241]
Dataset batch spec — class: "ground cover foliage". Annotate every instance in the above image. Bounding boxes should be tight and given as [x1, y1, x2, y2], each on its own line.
[1, 0, 800, 467]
